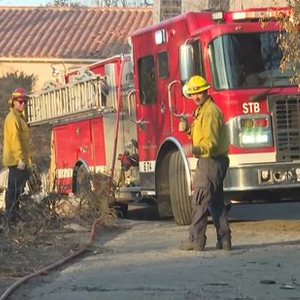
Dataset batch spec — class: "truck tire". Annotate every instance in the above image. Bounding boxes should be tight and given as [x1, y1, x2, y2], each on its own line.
[169, 151, 192, 225]
[156, 151, 173, 219]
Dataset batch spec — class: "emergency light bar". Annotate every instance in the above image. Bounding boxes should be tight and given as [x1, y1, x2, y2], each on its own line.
[212, 11, 224, 22]
[212, 9, 289, 23]
[232, 10, 278, 21]
[155, 29, 165, 45]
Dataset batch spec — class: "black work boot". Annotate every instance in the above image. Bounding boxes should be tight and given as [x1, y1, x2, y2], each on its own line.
[221, 238, 232, 251]
[216, 239, 231, 250]
[216, 234, 223, 249]
[216, 240, 222, 250]
[179, 237, 206, 251]
[217, 233, 232, 250]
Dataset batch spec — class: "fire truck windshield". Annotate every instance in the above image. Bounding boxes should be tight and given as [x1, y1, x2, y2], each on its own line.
[209, 32, 296, 90]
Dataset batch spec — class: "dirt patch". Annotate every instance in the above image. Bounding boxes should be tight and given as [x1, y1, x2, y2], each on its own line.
[0, 171, 120, 298]
[1, 200, 300, 299]
[0, 218, 93, 296]
[233, 219, 300, 232]
[1, 209, 300, 299]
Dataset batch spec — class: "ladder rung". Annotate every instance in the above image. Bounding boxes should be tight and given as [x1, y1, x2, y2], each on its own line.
[28, 74, 106, 126]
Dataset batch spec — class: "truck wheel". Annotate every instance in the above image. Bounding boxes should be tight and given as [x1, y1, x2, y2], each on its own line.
[169, 151, 192, 225]
[156, 152, 173, 219]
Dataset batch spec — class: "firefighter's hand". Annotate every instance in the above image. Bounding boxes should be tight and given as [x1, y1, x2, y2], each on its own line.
[179, 118, 190, 132]
[182, 144, 193, 155]
[192, 146, 201, 157]
[17, 159, 26, 170]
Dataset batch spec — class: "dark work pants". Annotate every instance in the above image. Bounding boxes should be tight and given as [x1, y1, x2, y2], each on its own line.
[189, 155, 231, 243]
[5, 166, 28, 222]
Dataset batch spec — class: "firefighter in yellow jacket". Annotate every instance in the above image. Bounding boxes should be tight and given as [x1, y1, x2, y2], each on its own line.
[3, 87, 31, 224]
[179, 76, 231, 251]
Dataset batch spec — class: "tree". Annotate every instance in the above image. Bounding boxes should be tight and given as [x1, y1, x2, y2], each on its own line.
[276, 0, 300, 86]
[91, 0, 123, 6]
[45, 0, 84, 6]
[44, 0, 152, 7]
[0, 71, 37, 168]
[90, 0, 151, 7]
[209, 0, 229, 10]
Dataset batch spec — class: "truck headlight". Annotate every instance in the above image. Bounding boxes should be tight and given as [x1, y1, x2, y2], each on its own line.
[240, 132, 271, 146]
[227, 114, 273, 148]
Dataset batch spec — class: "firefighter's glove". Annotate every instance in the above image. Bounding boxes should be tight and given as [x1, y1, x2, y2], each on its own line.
[192, 146, 201, 157]
[179, 117, 190, 132]
[17, 159, 26, 170]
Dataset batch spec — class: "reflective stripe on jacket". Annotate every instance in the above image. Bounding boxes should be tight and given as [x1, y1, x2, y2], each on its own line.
[3, 108, 31, 167]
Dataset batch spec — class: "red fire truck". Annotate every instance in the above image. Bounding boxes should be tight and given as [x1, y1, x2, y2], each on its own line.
[28, 7, 300, 225]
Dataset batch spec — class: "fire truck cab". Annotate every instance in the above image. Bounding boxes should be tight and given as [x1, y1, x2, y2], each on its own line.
[29, 7, 300, 225]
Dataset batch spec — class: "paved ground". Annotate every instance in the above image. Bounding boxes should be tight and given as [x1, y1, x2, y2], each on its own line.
[2, 202, 300, 300]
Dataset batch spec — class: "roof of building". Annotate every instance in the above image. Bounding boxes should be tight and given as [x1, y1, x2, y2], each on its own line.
[0, 6, 153, 59]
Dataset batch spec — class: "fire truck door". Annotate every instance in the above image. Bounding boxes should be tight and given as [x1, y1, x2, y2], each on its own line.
[52, 121, 92, 170]
[135, 56, 162, 162]
[72, 120, 93, 164]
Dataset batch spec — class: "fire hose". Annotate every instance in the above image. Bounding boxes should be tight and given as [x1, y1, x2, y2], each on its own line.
[0, 217, 101, 300]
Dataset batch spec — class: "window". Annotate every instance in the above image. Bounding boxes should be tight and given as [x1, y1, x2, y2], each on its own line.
[192, 40, 204, 77]
[158, 52, 169, 79]
[208, 32, 296, 90]
[138, 56, 157, 105]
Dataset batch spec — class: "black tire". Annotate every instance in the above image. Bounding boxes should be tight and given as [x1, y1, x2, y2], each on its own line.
[169, 151, 192, 225]
[156, 152, 173, 219]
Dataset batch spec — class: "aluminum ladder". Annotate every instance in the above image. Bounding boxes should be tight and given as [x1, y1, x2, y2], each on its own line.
[28, 70, 108, 126]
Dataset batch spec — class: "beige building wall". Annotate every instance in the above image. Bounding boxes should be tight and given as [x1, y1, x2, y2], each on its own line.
[0, 60, 98, 92]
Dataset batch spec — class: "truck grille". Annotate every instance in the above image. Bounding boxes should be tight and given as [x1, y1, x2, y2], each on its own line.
[268, 94, 300, 161]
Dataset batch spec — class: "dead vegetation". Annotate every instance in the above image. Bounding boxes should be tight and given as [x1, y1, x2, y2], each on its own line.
[0, 169, 120, 295]
[1, 169, 118, 233]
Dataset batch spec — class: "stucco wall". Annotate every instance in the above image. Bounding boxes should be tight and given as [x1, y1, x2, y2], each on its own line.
[0, 61, 98, 92]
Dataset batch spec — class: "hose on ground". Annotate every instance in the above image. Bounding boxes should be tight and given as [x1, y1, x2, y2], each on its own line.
[0, 217, 101, 300]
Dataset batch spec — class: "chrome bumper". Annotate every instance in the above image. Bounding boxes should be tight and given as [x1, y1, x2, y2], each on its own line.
[224, 161, 300, 191]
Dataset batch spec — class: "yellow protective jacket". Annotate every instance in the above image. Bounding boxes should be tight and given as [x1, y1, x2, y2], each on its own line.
[3, 108, 31, 167]
[189, 97, 229, 158]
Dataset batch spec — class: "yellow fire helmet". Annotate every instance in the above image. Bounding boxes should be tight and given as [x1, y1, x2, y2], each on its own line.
[185, 76, 211, 95]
